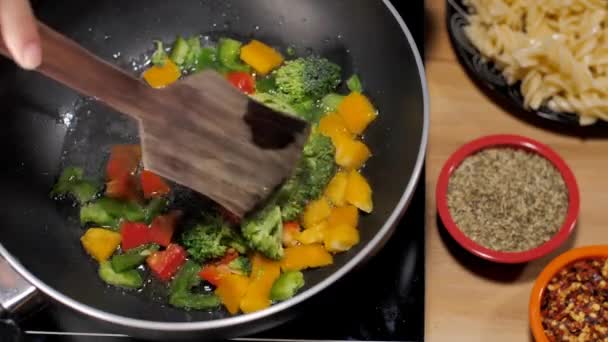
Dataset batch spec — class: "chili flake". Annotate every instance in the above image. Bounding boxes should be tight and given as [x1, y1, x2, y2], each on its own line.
[541, 258, 608, 341]
[447, 147, 568, 252]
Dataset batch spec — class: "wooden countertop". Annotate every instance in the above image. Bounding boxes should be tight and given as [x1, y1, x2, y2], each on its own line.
[424, 0, 608, 341]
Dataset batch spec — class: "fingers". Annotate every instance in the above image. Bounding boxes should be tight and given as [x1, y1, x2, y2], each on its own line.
[0, 0, 41, 69]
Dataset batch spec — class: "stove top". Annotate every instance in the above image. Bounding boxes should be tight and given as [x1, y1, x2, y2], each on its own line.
[18, 1, 425, 341]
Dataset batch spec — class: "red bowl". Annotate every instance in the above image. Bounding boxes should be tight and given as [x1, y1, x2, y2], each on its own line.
[436, 134, 580, 264]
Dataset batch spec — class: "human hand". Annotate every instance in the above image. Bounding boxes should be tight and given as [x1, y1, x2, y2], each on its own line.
[0, 0, 41, 69]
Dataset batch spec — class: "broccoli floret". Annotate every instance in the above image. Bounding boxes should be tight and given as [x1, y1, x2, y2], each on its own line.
[274, 132, 336, 221]
[241, 205, 283, 260]
[228, 256, 251, 276]
[274, 56, 341, 103]
[181, 213, 248, 262]
[270, 271, 305, 301]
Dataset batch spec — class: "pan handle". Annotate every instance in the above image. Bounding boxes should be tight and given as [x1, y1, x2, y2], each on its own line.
[0, 257, 44, 341]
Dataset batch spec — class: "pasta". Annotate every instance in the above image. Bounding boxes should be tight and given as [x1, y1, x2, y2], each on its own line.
[462, 0, 608, 125]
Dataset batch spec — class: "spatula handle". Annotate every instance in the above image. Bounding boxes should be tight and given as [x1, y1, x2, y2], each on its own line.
[0, 21, 148, 120]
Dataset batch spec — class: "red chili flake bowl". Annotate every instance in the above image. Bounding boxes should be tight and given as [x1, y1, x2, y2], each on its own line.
[529, 245, 608, 342]
[436, 134, 580, 264]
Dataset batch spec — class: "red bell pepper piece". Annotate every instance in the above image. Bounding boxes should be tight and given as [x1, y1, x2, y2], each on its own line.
[146, 244, 187, 281]
[106, 145, 141, 181]
[149, 211, 180, 247]
[105, 174, 139, 201]
[140, 170, 171, 199]
[226, 71, 255, 94]
[199, 265, 222, 286]
[120, 222, 151, 250]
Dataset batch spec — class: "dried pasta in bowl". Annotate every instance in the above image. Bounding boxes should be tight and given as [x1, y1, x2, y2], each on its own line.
[462, 0, 608, 125]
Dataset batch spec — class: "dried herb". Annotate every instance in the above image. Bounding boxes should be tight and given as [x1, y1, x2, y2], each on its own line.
[447, 148, 568, 252]
[541, 258, 608, 341]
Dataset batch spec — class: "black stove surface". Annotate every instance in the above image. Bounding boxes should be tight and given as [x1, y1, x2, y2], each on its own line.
[21, 1, 425, 341]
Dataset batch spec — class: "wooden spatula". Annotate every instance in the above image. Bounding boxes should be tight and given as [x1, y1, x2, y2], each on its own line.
[0, 22, 310, 218]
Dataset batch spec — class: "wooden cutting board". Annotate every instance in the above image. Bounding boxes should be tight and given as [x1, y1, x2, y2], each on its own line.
[425, 0, 608, 341]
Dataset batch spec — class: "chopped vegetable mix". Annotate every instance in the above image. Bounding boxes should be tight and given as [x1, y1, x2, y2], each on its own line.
[54, 34, 377, 315]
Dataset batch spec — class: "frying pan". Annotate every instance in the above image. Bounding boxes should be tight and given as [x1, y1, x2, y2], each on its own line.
[0, 0, 428, 340]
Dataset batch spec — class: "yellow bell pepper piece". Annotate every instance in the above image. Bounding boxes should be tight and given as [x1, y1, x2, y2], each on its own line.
[328, 205, 359, 228]
[302, 197, 331, 230]
[281, 245, 333, 271]
[319, 113, 351, 142]
[323, 224, 360, 253]
[142, 59, 181, 89]
[240, 253, 281, 314]
[240, 40, 284, 75]
[345, 170, 373, 213]
[297, 221, 328, 245]
[215, 273, 250, 315]
[324, 171, 349, 206]
[333, 134, 371, 170]
[80, 228, 121, 262]
[338, 92, 377, 135]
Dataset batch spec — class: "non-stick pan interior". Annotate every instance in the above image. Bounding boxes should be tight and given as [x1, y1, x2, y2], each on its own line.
[0, 0, 425, 325]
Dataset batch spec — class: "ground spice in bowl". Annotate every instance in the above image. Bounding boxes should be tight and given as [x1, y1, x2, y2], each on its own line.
[541, 258, 608, 341]
[446, 147, 569, 252]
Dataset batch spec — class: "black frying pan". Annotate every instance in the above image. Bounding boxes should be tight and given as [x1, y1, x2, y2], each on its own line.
[0, 0, 428, 340]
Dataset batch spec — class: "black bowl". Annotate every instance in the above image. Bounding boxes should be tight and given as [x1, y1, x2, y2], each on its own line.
[445, 0, 602, 127]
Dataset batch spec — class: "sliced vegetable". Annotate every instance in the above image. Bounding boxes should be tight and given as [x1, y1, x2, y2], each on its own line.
[106, 145, 141, 181]
[199, 265, 225, 286]
[169, 260, 221, 310]
[324, 171, 349, 206]
[319, 112, 351, 143]
[337, 92, 377, 135]
[302, 197, 331, 230]
[196, 47, 219, 71]
[80, 228, 122, 262]
[149, 212, 179, 247]
[144, 197, 169, 224]
[120, 221, 150, 250]
[218, 38, 250, 72]
[151, 41, 167, 67]
[98, 261, 143, 289]
[346, 74, 363, 93]
[143, 59, 181, 88]
[333, 134, 371, 170]
[321, 93, 345, 113]
[270, 271, 304, 301]
[184, 36, 202, 70]
[345, 170, 373, 213]
[147, 243, 188, 282]
[140, 170, 171, 198]
[280, 245, 333, 271]
[327, 205, 359, 228]
[296, 221, 327, 245]
[323, 224, 360, 253]
[215, 273, 250, 315]
[240, 40, 284, 75]
[226, 71, 255, 94]
[50, 167, 100, 204]
[111, 244, 159, 272]
[282, 221, 301, 247]
[169, 36, 190, 65]
[80, 197, 144, 229]
[105, 174, 138, 201]
[240, 253, 281, 314]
